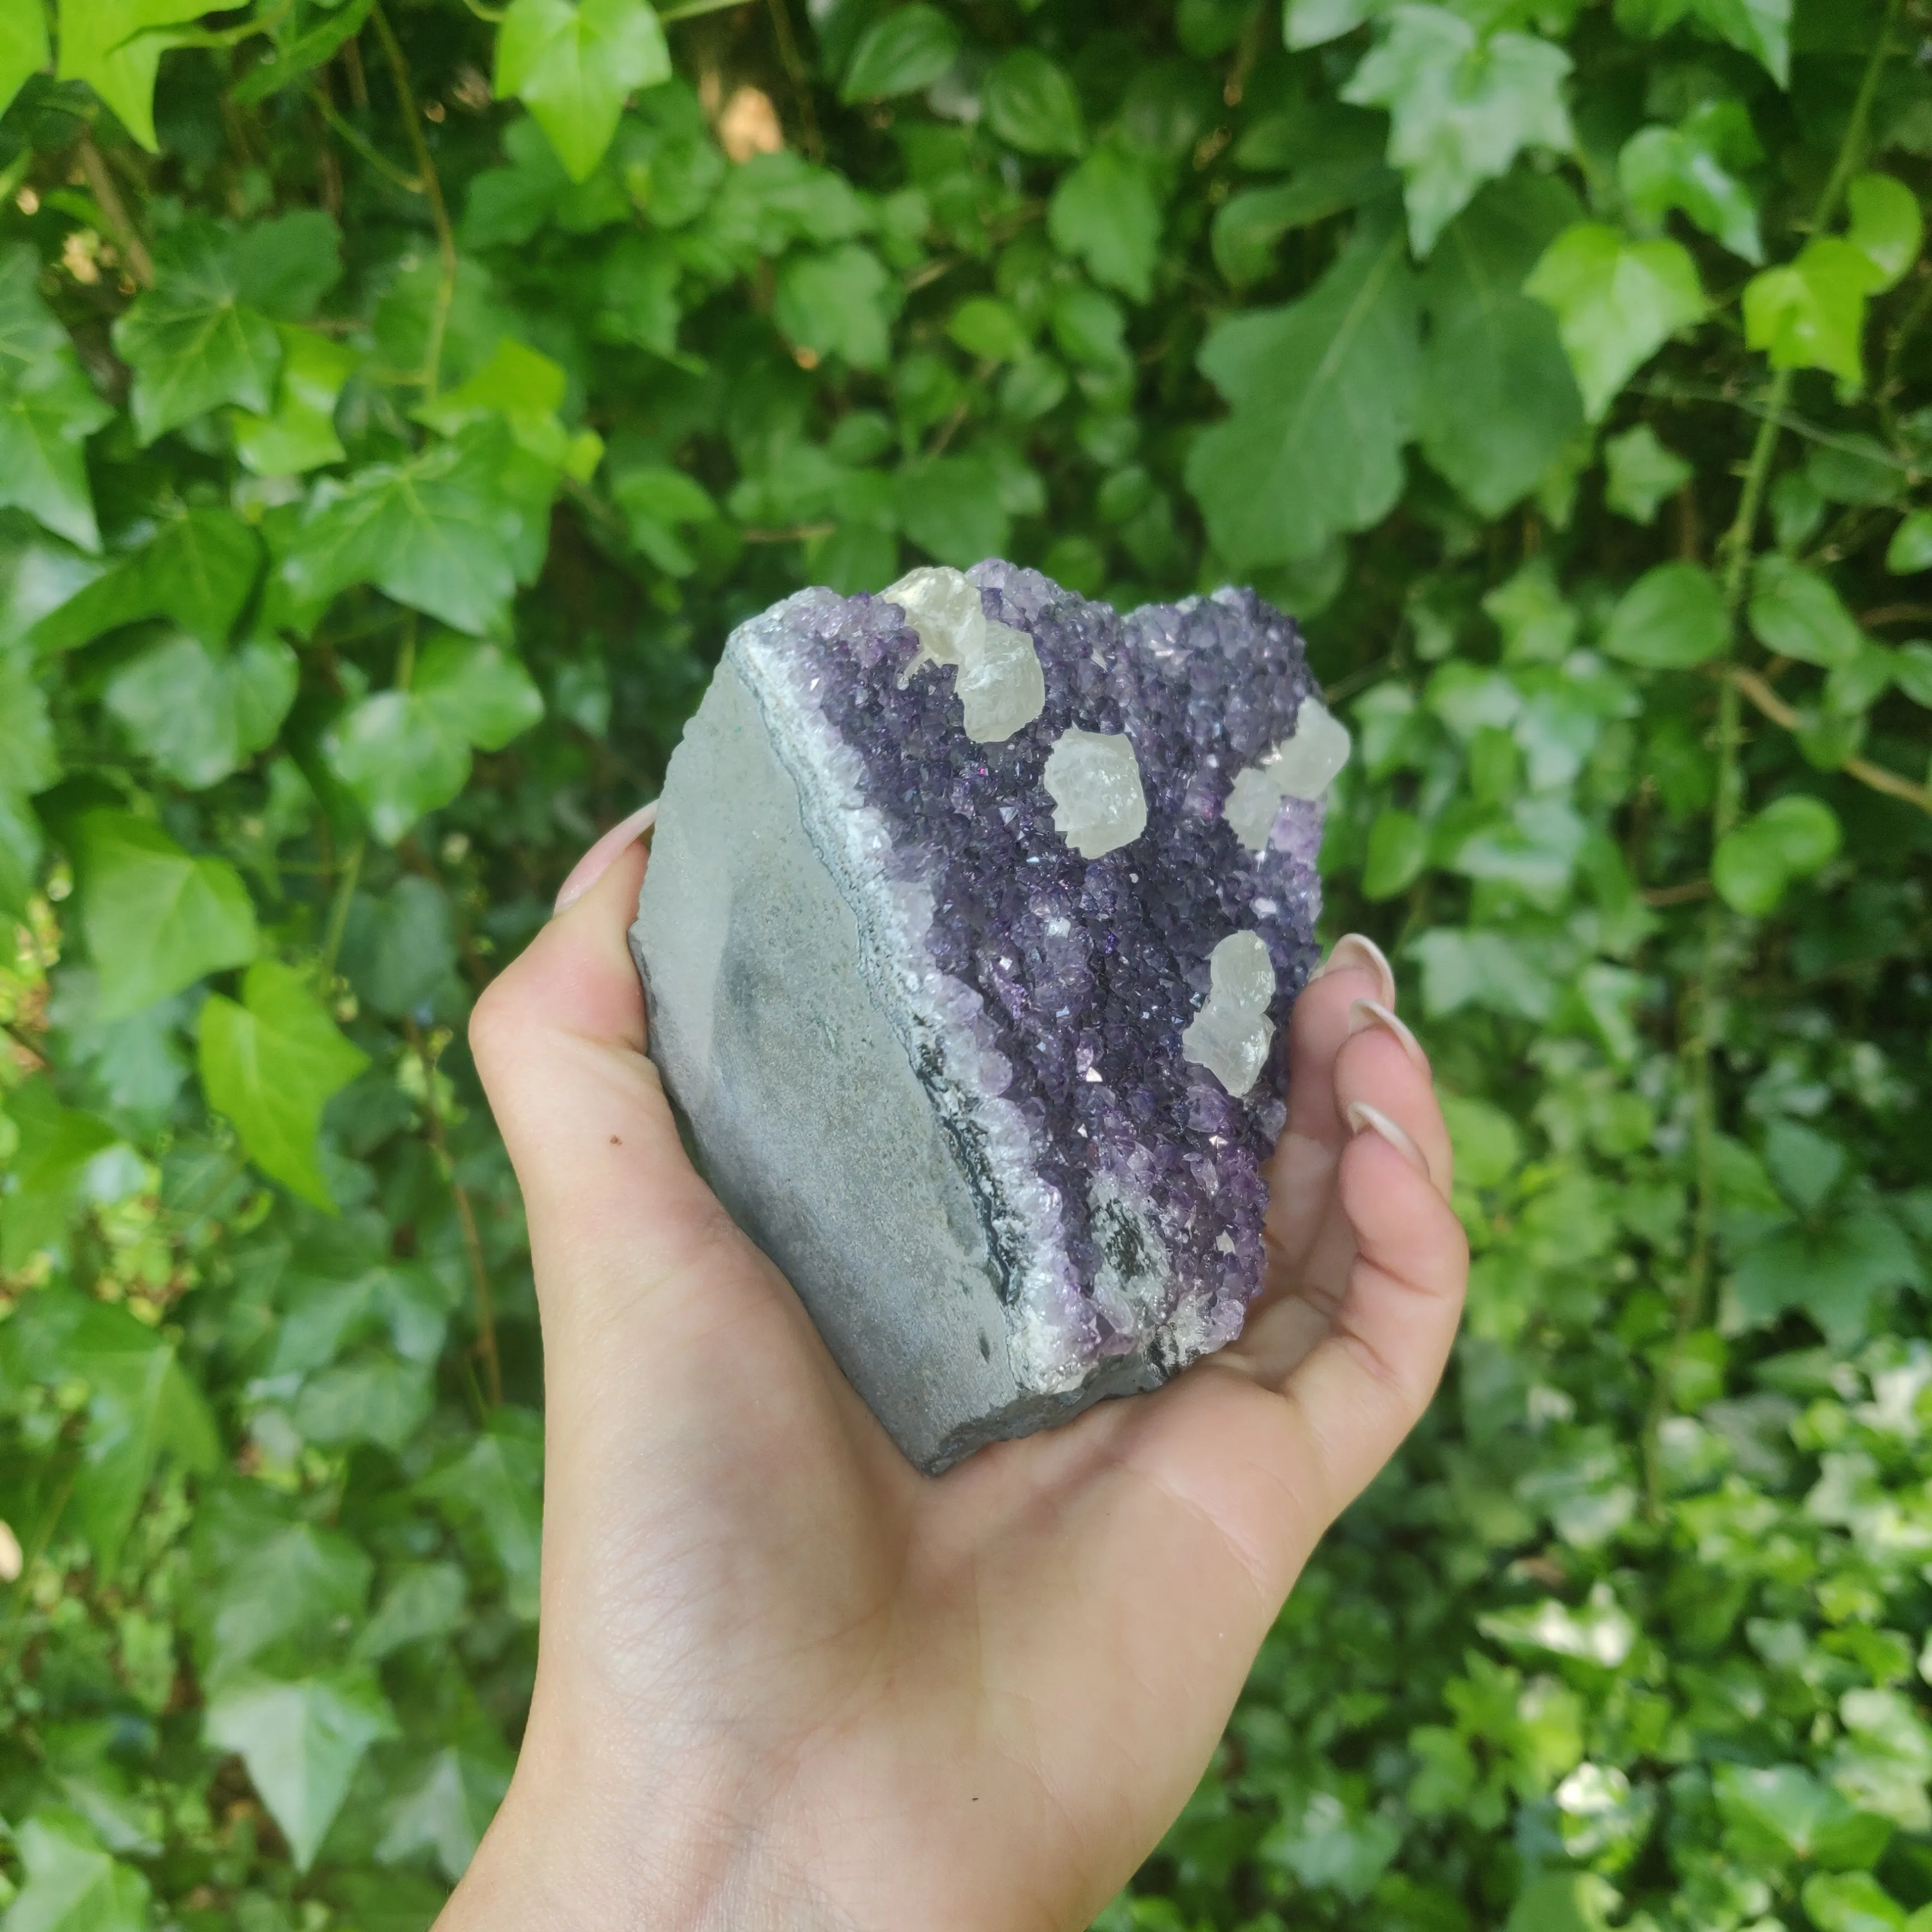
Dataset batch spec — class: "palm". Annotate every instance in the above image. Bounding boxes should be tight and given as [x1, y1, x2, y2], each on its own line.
[445, 842, 1465, 1932]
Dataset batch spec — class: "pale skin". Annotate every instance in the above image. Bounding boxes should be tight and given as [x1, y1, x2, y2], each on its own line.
[439, 810, 1469, 1932]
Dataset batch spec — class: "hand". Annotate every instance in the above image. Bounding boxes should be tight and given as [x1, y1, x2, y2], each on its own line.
[439, 816, 1468, 1932]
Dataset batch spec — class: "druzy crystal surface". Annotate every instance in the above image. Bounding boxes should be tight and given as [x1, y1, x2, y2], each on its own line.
[632, 562, 1345, 1470]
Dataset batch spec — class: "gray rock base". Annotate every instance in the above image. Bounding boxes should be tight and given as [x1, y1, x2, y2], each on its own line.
[631, 651, 1161, 1475]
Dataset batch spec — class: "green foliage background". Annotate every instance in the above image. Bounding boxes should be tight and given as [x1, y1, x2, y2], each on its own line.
[1, 0, 1930, 1921]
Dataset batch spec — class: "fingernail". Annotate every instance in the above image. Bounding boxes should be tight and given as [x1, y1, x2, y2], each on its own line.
[1316, 932, 1397, 1006]
[1347, 998, 1429, 1074]
[554, 801, 659, 915]
[1345, 1101, 1431, 1180]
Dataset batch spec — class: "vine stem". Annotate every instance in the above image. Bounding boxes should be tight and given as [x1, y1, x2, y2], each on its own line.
[75, 134, 153, 287]
[368, 0, 457, 397]
[318, 836, 366, 988]
[406, 1017, 503, 1409]
[1647, 2, 1901, 1514]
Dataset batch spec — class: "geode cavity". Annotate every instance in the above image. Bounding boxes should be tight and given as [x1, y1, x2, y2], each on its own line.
[630, 562, 1346, 1472]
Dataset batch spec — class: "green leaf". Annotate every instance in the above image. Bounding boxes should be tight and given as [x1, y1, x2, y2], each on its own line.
[1526, 221, 1704, 420]
[196, 959, 370, 1207]
[1416, 176, 1583, 516]
[1603, 424, 1692, 524]
[323, 637, 544, 843]
[376, 1745, 512, 1882]
[1048, 147, 1163, 301]
[840, 4, 959, 102]
[947, 295, 1032, 363]
[233, 210, 344, 321]
[203, 1668, 397, 1871]
[1888, 510, 1932, 576]
[610, 459, 717, 574]
[1618, 118, 1761, 264]
[278, 426, 533, 636]
[0, 0, 49, 122]
[774, 244, 895, 370]
[418, 1410, 544, 1619]
[983, 48, 1085, 157]
[297, 1355, 433, 1450]
[234, 325, 358, 475]
[1743, 239, 1874, 389]
[897, 453, 1011, 567]
[2, 1810, 151, 1932]
[1211, 162, 1399, 284]
[1803, 1872, 1909, 1932]
[353, 1561, 468, 1662]
[494, 0, 670, 183]
[1712, 793, 1841, 915]
[104, 633, 297, 789]
[1363, 806, 1428, 898]
[1188, 219, 1418, 570]
[594, 231, 681, 355]
[55, 0, 214, 150]
[0, 1081, 118, 1271]
[1341, 6, 1572, 257]
[1846, 173, 1922, 293]
[339, 875, 458, 1018]
[1439, 1092, 1522, 1187]
[1503, 1873, 1618, 1932]
[1285, 0, 1374, 45]
[70, 811, 258, 1020]
[67, 1300, 219, 1564]
[0, 244, 113, 551]
[229, 0, 372, 103]
[201, 1521, 372, 1684]
[1749, 555, 1864, 669]
[111, 222, 282, 442]
[1599, 562, 1726, 669]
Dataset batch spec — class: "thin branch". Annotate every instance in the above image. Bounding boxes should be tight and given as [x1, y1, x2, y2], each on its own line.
[369, 0, 457, 396]
[1642, 878, 1713, 908]
[659, 0, 755, 18]
[406, 1017, 502, 1409]
[307, 84, 423, 191]
[317, 836, 365, 987]
[1859, 603, 1932, 628]
[764, 0, 823, 161]
[74, 134, 153, 287]
[1729, 666, 1932, 816]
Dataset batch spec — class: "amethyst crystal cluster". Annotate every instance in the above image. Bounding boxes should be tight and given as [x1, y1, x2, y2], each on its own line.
[631, 562, 1347, 1471]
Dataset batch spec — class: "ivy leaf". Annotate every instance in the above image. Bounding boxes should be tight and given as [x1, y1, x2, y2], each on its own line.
[234, 325, 358, 475]
[983, 49, 1085, 157]
[417, 1410, 544, 1620]
[494, 0, 670, 183]
[1526, 222, 1704, 420]
[1846, 174, 1922, 293]
[1416, 176, 1583, 517]
[376, 1745, 513, 1882]
[199, 1519, 373, 1684]
[1285, 0, 1375, 47]
[1713, 1761, 1888, 1867]
[1341, 5, 1573, 257]
[196, 960, 370, 1208]
[774, 244, 895, 370]
[70, 811, 258, 1020]
[1749, 556, 1864, 669]
[104, 634, 297, 789]
[1887, 511, 1932, 577]
[1712, 794, 1841, 915]
[65, 1301, 219, 1564]
[55, 0, 214, 150]
[1363, 807, 1428, 898]
[840, 3, 959, 103]
[0, 1081, 117, 1271]
[41, 505, 264, 650]
[111, 222, 282, 443]
[203, 1668, 397, 1871]
[277, 425, 532, 636]
[609, 460, 718, 575]
[229, 0, 372, 104]
[0, 245, 113, 551]
[1735, 1212, 1920, 1347]
[1742, 239, 1873, 389]
[897, 453, 1011, 567]
[1188, 217, 1418, 570]
[1619, 0, 1790, 86]
[233, 210, 344, 322]
[0, 0, 49, 122]
[1603, 424, 1692, 524]
[1048, 147, 1162, 302]
[323, 636, 544, 844]
[339, 875, 458, 1019]
[1599, 562, 1726, 669]
[1619, 116, 1762, 264]
[1, 1810, 152, 1932]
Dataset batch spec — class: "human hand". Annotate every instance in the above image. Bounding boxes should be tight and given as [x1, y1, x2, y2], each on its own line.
[438, 813, 1468, 1932]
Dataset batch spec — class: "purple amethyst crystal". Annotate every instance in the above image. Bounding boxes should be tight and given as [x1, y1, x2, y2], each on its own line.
[631, 562, 1340, 1471]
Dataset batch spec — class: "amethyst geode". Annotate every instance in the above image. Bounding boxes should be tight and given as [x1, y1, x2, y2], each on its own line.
[631, 562, 1346, 1471]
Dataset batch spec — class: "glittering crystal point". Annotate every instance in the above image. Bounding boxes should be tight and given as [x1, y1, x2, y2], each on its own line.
[632, 564, 1327, 1472]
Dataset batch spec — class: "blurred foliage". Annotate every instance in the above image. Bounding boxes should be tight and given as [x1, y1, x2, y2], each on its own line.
[0, 0, 1930, 1925]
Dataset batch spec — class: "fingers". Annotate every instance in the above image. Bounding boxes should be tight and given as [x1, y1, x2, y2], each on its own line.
[467, 829, 737, 1316]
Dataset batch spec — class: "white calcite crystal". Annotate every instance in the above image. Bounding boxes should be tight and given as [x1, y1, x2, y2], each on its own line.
[1181, 931, 1277, 1096]
[1042, 728, 1149, 858]
[1224, 698, 1353, 851]
[884, 565, 1046, 742]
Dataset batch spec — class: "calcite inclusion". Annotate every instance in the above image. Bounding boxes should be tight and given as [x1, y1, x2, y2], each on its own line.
[631, 562, 1343, 1471]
